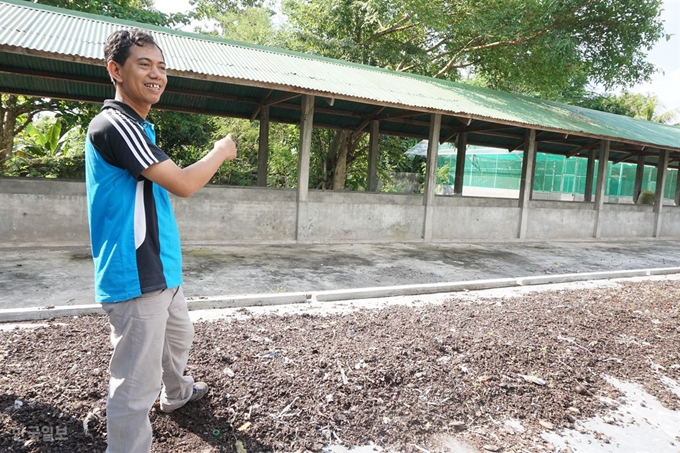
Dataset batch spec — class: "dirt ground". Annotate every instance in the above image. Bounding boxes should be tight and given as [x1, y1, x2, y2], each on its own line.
[2, 277, 679, 452]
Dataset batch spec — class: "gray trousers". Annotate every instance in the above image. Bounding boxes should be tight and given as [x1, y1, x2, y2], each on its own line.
[102, 286, 195, 453]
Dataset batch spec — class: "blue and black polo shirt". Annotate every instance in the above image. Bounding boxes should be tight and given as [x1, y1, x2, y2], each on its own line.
[85, 100, 183, 303]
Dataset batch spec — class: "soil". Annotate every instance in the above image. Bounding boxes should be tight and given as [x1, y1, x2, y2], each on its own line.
[1, 279, 679, 453]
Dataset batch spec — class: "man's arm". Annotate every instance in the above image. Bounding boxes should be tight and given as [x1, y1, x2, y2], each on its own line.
[142, 135, 237, 198]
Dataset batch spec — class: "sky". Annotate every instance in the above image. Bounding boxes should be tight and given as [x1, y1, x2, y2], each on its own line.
[155, 0, 680, 112]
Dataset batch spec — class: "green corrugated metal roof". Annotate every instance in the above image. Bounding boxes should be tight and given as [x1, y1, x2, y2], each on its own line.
[0, 0, 679, 163]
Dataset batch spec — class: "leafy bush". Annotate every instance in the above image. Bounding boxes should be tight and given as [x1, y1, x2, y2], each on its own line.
[3, 154, 85, 179]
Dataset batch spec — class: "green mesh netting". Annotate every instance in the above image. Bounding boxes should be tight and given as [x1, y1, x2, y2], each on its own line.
[437, 152, 677, 199]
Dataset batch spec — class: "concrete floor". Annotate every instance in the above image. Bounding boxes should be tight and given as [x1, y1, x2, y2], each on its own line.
[2, 239, 680, 310]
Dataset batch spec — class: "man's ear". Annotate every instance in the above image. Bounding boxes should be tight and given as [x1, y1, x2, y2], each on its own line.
[107, 60, 123, 85]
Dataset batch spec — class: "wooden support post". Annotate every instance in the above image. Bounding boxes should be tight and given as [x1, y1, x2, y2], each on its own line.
[422, 113, 442, 241]
[295, 95, 314, 241]
[584, 148, 596, 202]
[593, 140, 610, 238]
[367, 120, 380, 192]
[453, 132, 467, 196]
[256, 105, 270, 187]
[654, 149, 669, 238]
[634, 154, 645, 204]
[518, 129, 536, 239]
[675, 163, 680, 207]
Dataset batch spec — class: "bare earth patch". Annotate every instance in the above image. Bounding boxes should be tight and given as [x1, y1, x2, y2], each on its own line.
[1, 279, 679, 452]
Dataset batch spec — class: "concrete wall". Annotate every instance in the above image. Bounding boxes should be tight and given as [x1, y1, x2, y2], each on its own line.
[433, 196, 519, 240]
[3, 178, 680, 245]
[298, 191, 424, 242]
[598, 204, 656, 238]
[660, 209, 680, 238]
[525, 201, 596, 240]
[0, 178, 89, 244]
[173, 186, 297, 243]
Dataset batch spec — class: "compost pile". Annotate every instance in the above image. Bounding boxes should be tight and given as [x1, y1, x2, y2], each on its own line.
[1, 279, 679, 452]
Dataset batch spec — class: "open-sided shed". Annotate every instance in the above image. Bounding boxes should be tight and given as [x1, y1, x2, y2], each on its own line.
[2, 0, 680, 245]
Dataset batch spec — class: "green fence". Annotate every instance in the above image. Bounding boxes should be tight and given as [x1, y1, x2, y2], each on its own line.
[438, 152, 677, 199]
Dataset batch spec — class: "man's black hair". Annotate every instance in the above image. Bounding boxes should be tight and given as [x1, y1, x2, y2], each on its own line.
[104, 29, 164, 66]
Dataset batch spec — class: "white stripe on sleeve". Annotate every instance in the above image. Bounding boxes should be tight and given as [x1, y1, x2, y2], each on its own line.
[102, 110, 158, 168]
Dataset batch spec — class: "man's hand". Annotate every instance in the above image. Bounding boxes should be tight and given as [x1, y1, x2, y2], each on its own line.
[142, 133, 239, 198]
[214, 134, 237, 162]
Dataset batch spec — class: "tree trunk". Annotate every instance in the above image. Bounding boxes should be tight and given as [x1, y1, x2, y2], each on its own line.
[0, 95, 18, 165]
[333, 131, 350, 190]
[331, 130, 351, 190]
[0, 94, 37, 166]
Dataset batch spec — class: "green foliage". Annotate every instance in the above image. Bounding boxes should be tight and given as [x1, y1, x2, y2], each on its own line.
[14, 120, 64, 158]
[191, 0, 268, 19]
[8, 0, 670, 187]
[192, 0, 278, 46]
[2, 0, 190, 176]
[150, 110, 217, 162]
[281, 0, 667, 97]
[436, 163, 452, 186]
[3, 154, 85, 179]
[345, 143, 369, 190]
[266, 124, 300, 188]
[37, 0, 191, 27]
[615, 92, 679, 124]
[5, 114, 85, 179]
[573, 91, 678, 124]
[637, 189, 656, 205]
[210, 118, 258, 185]
[378, 136, 421, 174]
[275, 0, 667, 190]
[209, 7, 278, 45]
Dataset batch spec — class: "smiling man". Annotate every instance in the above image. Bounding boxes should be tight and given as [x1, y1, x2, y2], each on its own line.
[84, 29, 237, 453]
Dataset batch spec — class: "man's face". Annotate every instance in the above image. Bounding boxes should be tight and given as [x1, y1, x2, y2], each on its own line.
[108, 43, 167, 117]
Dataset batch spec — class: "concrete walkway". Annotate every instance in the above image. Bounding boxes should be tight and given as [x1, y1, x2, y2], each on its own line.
[2, 239, 680, 322]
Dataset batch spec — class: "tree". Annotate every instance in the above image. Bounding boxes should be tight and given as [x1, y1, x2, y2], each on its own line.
[0, 95, 78, 168]
[190, 0, 267, 18]
[276, 0, 667, 189]
[282, 0, 666, 92]
[193, 5, 279, 46]
[36, 0, 191, 27]
[148, 110, 217, 166]
[575, 91, 678, 124]
[3, 112, 88, 178]
[1, 0, 195, 174]
[619, 92, 678, 124]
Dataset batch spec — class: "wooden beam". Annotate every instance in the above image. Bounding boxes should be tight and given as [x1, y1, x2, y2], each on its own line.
[422, 113, 442, 241]
[295, 94, 314, 242]
[518, 129, 536, 239]
[634, 154, 645, 203]
[440, 123, 517, 143]
[612, 151, 639, 165]
[567, 139, 600, 158]
[256, 105, 270, 187]
[367, 120, 380, 192]
[593, 140, 610, 238]
[263, 92, 301, 106]
[249, 89, 273, 121]
[654, 148, 669, 238]
[353, 106, 386, 134]
[454, 132, 467, 195]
